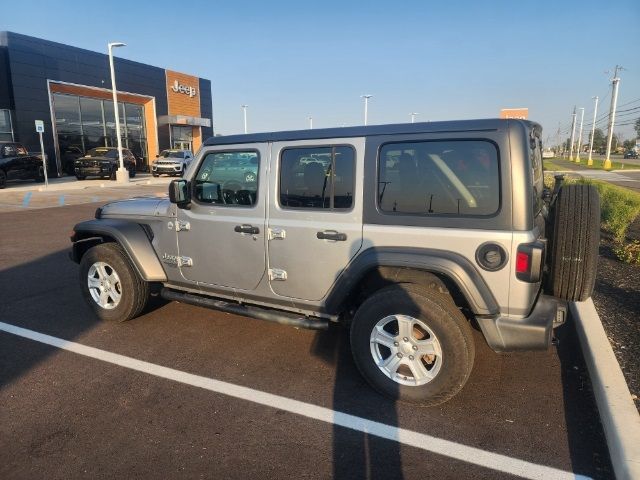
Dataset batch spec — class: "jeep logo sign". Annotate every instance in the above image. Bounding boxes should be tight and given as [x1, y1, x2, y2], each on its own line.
[171, 80, 197, 98]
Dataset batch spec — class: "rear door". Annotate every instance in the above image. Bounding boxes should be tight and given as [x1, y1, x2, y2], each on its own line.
[266, 138, 364, 301]
[176, 145, 267, 290]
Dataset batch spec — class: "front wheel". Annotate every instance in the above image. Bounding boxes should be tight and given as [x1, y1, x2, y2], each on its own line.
[34, 165, 45, 183]
[79, 243, 150, 322]
[350, 284, 475, 406]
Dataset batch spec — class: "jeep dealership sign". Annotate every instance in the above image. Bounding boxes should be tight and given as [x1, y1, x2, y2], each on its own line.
[171, 80, 197, 98]
[500, 108, 529, 119]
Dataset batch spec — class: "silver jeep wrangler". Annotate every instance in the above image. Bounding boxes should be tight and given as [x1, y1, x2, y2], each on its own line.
[71, 119, 600, 405]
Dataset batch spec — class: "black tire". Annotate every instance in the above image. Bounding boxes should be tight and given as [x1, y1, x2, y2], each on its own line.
[76, 175, 86, 180]
[350, 284, 475, 406]
[0, 170, 6, 189]
[129, 166, 137, 178]
[152, 172, 159, 177]
[110, 168, 117, 181]
[34, 165, 45, 183]
[547, 184, 600, 301]
[79, 243, 150, 322]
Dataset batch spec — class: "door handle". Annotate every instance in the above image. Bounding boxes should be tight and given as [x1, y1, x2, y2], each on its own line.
[234, 224, 260, 235]
[316, 230, 347, 241]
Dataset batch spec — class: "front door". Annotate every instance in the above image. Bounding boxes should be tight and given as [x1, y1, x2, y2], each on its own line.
[267, 138, 364, 301]
[176, 145, 266, 291]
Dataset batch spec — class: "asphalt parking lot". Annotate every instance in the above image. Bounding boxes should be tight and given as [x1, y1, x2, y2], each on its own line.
[0, 201, 614, 479]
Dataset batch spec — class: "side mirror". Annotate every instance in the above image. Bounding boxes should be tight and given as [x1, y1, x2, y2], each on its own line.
[169, 179, 191, 208]
[155, 154, 160, 158]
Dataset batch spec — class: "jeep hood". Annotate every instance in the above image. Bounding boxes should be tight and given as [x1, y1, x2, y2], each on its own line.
[100, 197, 171, 218]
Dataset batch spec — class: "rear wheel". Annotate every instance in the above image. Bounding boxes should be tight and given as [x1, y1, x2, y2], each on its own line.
[546, 184, 600, 301]
[79, 243, 150, 322]
[350, 284, 474, 406]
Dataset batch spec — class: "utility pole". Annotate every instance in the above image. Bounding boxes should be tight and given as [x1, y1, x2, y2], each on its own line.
[568, 106, 577, 161]
[588, 96, 598, 166]
[575, 107, 585, 163]
[604, 65, 622, 170]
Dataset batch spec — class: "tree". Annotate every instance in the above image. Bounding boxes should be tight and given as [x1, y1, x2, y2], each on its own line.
[623, 139, 635, 151]
[590, 128, 606, 152]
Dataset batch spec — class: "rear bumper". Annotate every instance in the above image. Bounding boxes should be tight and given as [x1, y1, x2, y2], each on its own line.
[476, 295, 566, 352]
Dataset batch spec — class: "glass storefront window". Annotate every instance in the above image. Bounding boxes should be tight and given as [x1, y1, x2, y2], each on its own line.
[0, 109, 13, 141]
[52, 92, 148, 168]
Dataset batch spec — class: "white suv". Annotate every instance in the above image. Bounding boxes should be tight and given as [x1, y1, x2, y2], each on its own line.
[151, 149, 193, 177]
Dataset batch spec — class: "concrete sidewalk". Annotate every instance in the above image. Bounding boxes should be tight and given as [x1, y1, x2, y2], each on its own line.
[0, 173, 171, 193]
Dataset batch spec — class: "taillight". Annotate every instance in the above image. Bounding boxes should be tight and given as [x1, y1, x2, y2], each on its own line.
[516, 252, 530, 274]
[515, 242, 544, 282]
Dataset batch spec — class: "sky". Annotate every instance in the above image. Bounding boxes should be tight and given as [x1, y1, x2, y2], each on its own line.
[2, 0, 639, 143]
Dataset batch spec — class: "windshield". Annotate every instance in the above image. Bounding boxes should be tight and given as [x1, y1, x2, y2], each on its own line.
[86, 148, 117, 158]
[160, 150, 184, 158]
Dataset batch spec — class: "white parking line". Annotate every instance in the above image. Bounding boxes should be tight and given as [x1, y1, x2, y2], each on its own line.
[0, 321, 585, 480]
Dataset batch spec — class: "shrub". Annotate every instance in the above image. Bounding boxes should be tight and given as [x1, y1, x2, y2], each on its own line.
[612, 240, 640, 265]
[574, 179, 640, 241]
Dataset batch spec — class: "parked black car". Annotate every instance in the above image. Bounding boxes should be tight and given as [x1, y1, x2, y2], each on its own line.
[0, 141, 45, 189]
[624, 150, 638, 159]
[74, 147, 137, 180]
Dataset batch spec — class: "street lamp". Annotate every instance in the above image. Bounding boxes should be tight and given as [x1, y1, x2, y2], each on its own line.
[361, 95, 373, 125]
[241, 105, 248, 134]
[410, 112, 419, 123]
[108, 42, 127, 183]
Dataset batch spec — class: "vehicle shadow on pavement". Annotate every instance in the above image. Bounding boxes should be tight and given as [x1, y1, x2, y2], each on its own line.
[311, 325, 404, 480]
[0, 248, 166, 389]
[556, 316, 613, 478]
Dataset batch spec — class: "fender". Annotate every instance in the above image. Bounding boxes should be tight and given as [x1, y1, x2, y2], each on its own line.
[324, 247, 499, 316]
[71, 219, 167, 282]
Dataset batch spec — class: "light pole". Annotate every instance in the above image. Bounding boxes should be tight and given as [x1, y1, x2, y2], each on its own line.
[108, 42, 127, 183]
[308, 116, 313, 129]
[361, 95, 372, 125]
[241, 105, 248, 134]
[410, 112, 419, 123]
[604, 65, 623, 170]
[575, 107, 585, 163]
[588, 96, 598, 166]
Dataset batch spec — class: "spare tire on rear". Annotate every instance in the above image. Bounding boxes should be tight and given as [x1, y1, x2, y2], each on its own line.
[546, 184, 600, 301]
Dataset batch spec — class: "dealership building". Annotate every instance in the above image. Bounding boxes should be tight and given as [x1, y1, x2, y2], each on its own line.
[0, 31, 213, 175]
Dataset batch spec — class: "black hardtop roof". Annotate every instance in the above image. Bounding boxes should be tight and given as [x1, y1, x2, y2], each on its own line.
[204, 119, 540, 146]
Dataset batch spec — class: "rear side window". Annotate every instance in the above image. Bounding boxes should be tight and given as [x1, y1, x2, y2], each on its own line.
[193, 151, 259, 206]
[279, 146, 354, 210]
[378, 140, 500, 216]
